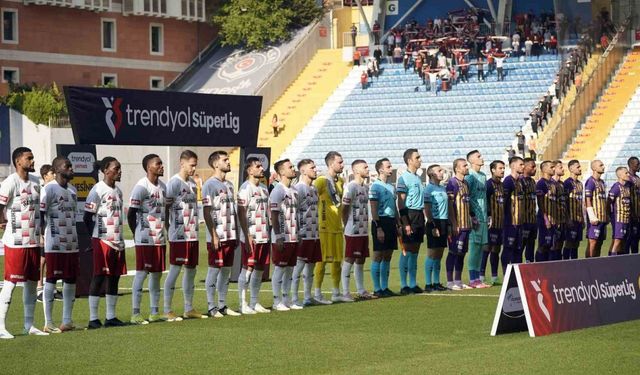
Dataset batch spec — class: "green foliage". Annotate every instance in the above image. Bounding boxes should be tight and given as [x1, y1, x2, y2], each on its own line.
[2, 82, 67, 125]
[213, 0, 324, 50]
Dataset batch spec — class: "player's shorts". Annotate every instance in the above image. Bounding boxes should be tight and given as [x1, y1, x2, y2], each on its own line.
[402, 209, 425, 244]
[449, 229, 470, 255]
[241, 242, 270, 268]
[169, 241, 199, 267]
[135, 245, 166, 273]
[3, 246, 40, 283]
[296, 239, 322, 263]
[207, 240, 237, 268]
[488, 228, 503, 246]
[372, 216, 398, 251]
[555, 224, 566, 243]
[345, 236, 370, 258]
[92, 238, 127, 276]
[319, 232, 344, 262]
[612, 222, 629, 240]
[537, 222, 558, 248]
[469, 221, 488, 245]
[565, 222, 584, 243]
[503, 225, 522, 249]
[521, 223, 537, 244]
[271, 242, 297, 267]
[426, 219, 448, 249]
[587, 222, 607, 241]
[45, 252, 79, 280]
[628, 221, 640, 239]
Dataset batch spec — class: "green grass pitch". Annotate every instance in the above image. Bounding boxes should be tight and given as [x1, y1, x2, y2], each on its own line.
[1, 225, 639, 374]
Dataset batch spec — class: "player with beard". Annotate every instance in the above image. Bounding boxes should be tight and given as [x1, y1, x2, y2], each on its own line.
[521, 158, 538, 263]
[562, 160, 584, 260]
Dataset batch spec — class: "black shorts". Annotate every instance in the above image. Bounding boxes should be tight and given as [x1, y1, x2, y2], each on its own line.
[372, 216, 398, 251]
[402, 209, 425, 244]
[426, 219, 449, 248]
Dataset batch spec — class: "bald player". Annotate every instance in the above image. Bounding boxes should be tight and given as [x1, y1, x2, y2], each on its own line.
[624, 157, 640, 254]
[608, 167, 632, 256]
[585, 160, 608, 258]
[521, 158, 538, 263]
[562, 160, 584, 260]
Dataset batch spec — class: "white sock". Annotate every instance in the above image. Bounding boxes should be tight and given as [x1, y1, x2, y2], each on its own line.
[148, 272, 161, 315]
[271, 266, 284, 305]
[205, 267, 220, 310]
[106, 294, 117, 320]
[163, 265, 181, 314]
[479, 275, 485, 282]
[303, 263, 315, 301]
[455, 280, 462, 287]
[492, 276, 498, 282]
[341, 262, 353, 295]
[238, 268, 251, 307]
[354, 263, 365, 294]
[0, 281, 16, 330]
[22, 280, 37, 331]
[89, 295, 100, 321]
[249, 269, 263, 308]
[182, 267, 196, 312]
[132, 271, 147, 314]
[217, 267, 231, 309]
[282, 267, 294, 304]
[62, 283, 76, 325]
[332, 287, 340, 297]
[43, 282, 56, 325]
[314, 287, 323, 300]
[291, 259, 305, 303]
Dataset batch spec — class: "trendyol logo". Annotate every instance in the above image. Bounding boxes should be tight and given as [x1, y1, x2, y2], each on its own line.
[102, 97, 123, 138]
[530, 279, 552, 322]
[101, 97, 241, 136]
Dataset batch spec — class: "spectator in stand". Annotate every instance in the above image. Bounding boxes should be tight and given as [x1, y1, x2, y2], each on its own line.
[350, 24, 357, 46]
[386, 32, 394, 48]
[528, 136, 537, 160]
[386, 45, 393, 65]
[372, 21, 381, 45]
[524, 37, 533, 57]
[512, 32, 521, 56]
[494, 53, 506, 81]
[529, 111, 539, 135]
[532, 33, 541, 59]
[360, 70, 368, 90]
[507, 147, 516, 159]
[549, 34, 558, 54]
[272, 114, 281, 137]
[373, 46, 382, 66]
[600, 34, 609, 51]
[403, 52, 410, 72]
[516, 131, 526, 156]
[393, 45, 403, 65]
[353, 49, 361, 66]
[394, 30, 402, 48]
[476, 57, 484, 81]
[436, 75, 442, 96]
[544, 29, 551, 52]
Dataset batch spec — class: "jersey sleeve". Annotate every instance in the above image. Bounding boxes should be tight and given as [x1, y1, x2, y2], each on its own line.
[129, 184, 145, 209]
[269, 186, 284, 212]
[165, 178, 178, 207]
[536, 180, 548, 197]
[201, 181, 214, 207]
[396, 175, 407, 194]
[423, 186, 432, 204]
[608, 183, 620, 199]
[0, 178, 14, 206]
[584, 179, 595, 198]
[237, 184, 250, 208]
[563, 179, 574, 194]
[40, 184, 51, 213]
[446, 179, 457, 199]
[313, 177, 325, 196]
[369, 183, 380, 201]
[342, 183, 354, 206]
[84, 185, 100, 213]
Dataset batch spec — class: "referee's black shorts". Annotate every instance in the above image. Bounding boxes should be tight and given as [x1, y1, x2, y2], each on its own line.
[401, 209, 425, 244]
[371, 216, 398, 251]
[426, 219, 449, 249]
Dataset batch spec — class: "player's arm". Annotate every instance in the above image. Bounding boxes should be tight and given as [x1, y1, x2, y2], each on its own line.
[165, 184, 175, 232]
[270, 189, 284, 252]
[341, 185, 352, 227]
[202, 186, 220, 249]
[447, 194, 457, 236]
[237, 189, 252, 247]
[0, 204, 6, 229]
[128, 186, 143, 235]
[486, 182, 493, 227]
[536, 185, 550, 229]
[0, 182, 11, 228]
[607, 186, 617, 219]
[396, 176, 412, 234]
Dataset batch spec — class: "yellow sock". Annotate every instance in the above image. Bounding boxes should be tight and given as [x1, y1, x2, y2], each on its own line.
[331, 262, 341, 290]
[314, 262, 325, 289]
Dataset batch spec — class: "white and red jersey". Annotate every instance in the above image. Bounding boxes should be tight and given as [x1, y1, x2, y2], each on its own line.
[0, 173, 41, 248]
[269, 183, 299, 243]
[41, 181, 78, 253]
[237, 180, 270, 244]
[84, 181, 124, 250]
[202, 176, 237, 242]
[342, 181, 369, 237]
[166, 174, 199, 243]
[129, 177, 166, 246]
[293, 182, 319, 240]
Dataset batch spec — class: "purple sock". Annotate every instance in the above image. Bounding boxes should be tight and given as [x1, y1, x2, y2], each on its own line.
[549, 250, 561, 260]
[480, 251, 490, 277]
[511, 248, 523, 264]
[562, 247, 571, 260]
[501, 247, 512, 274]
[446, 253, 456, 282]
[525, 239, 535, 263]
[490, 252, 500, 277]
[570, 248, 579, 259]
[454, 254, 465, 282]
[535, 249, 549, 262]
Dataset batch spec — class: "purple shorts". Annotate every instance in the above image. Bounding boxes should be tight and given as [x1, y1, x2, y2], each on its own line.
[488, 228, 503, 246]
[502, 225, 521, 249]
[449, 229, 470, 255]
[537, 220, 557, 248]
[587, 222, 607, 241]
[628, 221, 640, 239]
[521, 223, 537, 243]
[555, 224, 566, 243]
[612, 221, 629, 240]
[565, 222, 584, 242]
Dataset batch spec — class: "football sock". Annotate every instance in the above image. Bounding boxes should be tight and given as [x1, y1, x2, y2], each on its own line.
[570, 248, 579, 259]
[454, 254, 465, 283]
[501, 247, 513, 273]
[407, 252, 418, 288]
[205, 267, 220, 311]
[303, 263, 314, 301]
[132, 271, 146, 314]
[238, 268, 248, 307]
[313, 262, 325, 290]
[370, 260, 381, 291]
[43, 282, 55, 324]
[341, 261, 353, 295]
[330, 262, 341, 290]
[445, 252, 455, 282]
[399, 253, 408, 288]
[480, 251, 490, 278]
[0, 281, 15, 331]
[62, 282, 76, 325]
[291, 259, 305, 302]
[354, 263, 365, 294]
[217, 267, 231, 309]
[511, 248, 523, 264]
[490, 252, 500, 277]
[380, 260, 391, 290]
[549, 250, 561, 261]
[148, 272, 161, 315]
[23, 280, 37, 331]
[183, 267, 196, 312]
[163, 265, 181, 314]
[271, 266, 284, 305]
[282, 267, 293, 304]
[433, 258, 442, 285]
[424, 257, 434, 286]
[89, 295, 100, 321]
[106, 294, 117, 320]
[249, 269, 263, 308]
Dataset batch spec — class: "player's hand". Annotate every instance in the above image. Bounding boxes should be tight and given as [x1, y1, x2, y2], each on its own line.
[432, 227, 440, 238]
[451, 226, 459, 237]
[376, 227, 385, 242]
[0, 222, 6, 230]
[545, 221, 552, 230]
[487, 216, 492, 228]
[404, 225, 413, 236]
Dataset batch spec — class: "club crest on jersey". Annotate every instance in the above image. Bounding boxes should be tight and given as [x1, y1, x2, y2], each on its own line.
[102, 96, 124, 138]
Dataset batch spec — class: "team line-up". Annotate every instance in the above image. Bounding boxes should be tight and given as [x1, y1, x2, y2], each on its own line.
[0, 147, 638, 339]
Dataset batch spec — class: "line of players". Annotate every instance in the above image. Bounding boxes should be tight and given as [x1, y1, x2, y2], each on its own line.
[1, 147, 638, 339]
